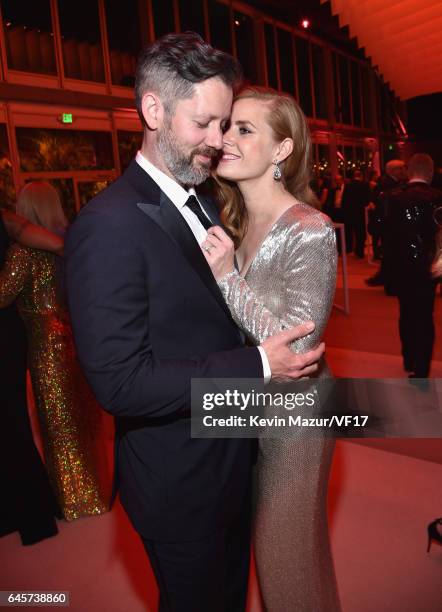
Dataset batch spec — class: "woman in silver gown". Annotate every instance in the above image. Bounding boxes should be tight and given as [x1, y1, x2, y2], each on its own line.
[202, 88, 341, 611]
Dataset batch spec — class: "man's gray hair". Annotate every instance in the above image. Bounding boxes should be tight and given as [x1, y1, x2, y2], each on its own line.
[135, 32, 242, 126]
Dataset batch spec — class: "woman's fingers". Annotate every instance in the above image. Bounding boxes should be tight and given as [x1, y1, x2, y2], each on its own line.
[207, 226, 233, 247]
[201, 238, 217, 253]
[201, 227, 233, 256]
[201, 228, 235, 280]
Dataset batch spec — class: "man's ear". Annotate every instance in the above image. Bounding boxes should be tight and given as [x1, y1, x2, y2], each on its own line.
[275, 138, 294, 164]
[141, 92, 165, 130]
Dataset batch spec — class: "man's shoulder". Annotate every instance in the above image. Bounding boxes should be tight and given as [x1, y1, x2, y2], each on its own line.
[403, 182, 442, 202]
[379, 175, 398, 190]
[73, 164, 160, 231]
[66, 171, 152, 249]
[418, 183, 442, 201]
[81, 173, 139, 216]
[429, 186, 442, 203]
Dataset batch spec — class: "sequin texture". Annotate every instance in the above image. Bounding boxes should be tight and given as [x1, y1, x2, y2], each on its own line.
[218, 202, 341, 611]
[0, 245, 108, 521]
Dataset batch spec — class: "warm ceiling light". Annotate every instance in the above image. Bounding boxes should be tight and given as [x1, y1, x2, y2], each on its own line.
[301, 19, 310, 29]
[234, 19, 240, 26]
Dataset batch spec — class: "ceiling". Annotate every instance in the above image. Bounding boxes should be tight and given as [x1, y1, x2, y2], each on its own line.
[246, 0, 364, 56]
[322, 0, 442, 100]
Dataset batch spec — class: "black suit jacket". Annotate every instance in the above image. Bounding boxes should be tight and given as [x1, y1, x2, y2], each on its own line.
[323, 186, 343, 221]
[341, 180, 372, 220]
[65, 160, 262, 541]
[372, 174, 402, 219]
[384, 181, 442, 288]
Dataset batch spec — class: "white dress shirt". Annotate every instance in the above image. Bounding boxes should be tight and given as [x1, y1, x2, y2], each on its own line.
[136, 151, 211, 245]
[135, 151, 271, 381]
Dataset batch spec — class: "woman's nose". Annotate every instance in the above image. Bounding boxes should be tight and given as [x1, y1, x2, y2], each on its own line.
[222, 129, 234, 146]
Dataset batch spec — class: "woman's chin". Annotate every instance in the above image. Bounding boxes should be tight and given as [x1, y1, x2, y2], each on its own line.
[216, 166, 246, 182]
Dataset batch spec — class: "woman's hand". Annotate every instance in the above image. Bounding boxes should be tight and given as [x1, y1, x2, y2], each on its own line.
[201, 226, 235, 281]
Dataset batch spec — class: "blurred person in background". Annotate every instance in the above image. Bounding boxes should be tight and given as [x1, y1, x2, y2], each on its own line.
[324, 173, 349, 254]
[365, 159, 407, 288]
[342, 169, 372, 259]
[310, 171, 331, 210]
[384, 154, 442, 377]
[0, 205, 62, 544]
[0, 182, 109, 521]
[367, 170, 381, 259]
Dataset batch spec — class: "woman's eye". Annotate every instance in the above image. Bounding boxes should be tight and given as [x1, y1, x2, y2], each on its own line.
[196, 122, 209, 129]
[239, 127, 251, 135]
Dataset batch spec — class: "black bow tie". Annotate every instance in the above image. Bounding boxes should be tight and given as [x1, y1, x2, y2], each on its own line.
[185, 195, 213, 231]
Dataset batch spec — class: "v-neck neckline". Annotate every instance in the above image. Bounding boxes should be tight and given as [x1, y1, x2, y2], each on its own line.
[240, 203, 297, 279]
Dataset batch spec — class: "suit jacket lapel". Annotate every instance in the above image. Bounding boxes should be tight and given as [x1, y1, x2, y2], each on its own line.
[129, 167, 233, 320]
[198, 196, 240, 270]
[197, 194, 221, 226]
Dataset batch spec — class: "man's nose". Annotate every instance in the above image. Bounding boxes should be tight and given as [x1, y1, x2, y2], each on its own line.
[205, 125, 224, 150]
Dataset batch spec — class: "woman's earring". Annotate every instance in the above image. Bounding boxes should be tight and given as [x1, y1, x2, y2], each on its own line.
[273, 160, 282, 180]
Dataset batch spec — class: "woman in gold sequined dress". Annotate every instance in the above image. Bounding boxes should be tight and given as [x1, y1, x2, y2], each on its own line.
[202, 89, 341, 611]
[0, 182, 109, 521]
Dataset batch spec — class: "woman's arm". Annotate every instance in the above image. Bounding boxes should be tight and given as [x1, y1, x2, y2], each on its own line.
[217, 216, 337, 352]
[1, 210, 64, 255]
[0, 243, 31, 307]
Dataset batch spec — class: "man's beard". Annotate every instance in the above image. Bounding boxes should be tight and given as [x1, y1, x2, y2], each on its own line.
[157, 120, 218, 186]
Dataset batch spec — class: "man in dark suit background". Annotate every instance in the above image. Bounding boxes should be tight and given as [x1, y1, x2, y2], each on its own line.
[324, 173, 348, 254]
[365, 159, 407, 287]
[342, 169, 372, 258]
[66, 33, 323, 612]
[384, 153, 442, 377]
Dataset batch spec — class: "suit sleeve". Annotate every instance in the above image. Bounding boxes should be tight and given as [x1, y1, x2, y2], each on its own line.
[217, 216, 337, 353]
[65, 209, 262, 419]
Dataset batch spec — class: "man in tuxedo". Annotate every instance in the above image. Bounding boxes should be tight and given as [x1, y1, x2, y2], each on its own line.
[66, 33, 323, 612]
[365, 159, 407, 287]
[384, 153, 442, 377]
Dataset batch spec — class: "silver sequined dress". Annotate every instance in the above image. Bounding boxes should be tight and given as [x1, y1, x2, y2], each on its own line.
[218, 202, 341, 612]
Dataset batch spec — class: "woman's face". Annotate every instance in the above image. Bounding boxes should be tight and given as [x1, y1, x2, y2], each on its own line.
[217, 97, 279, 182]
